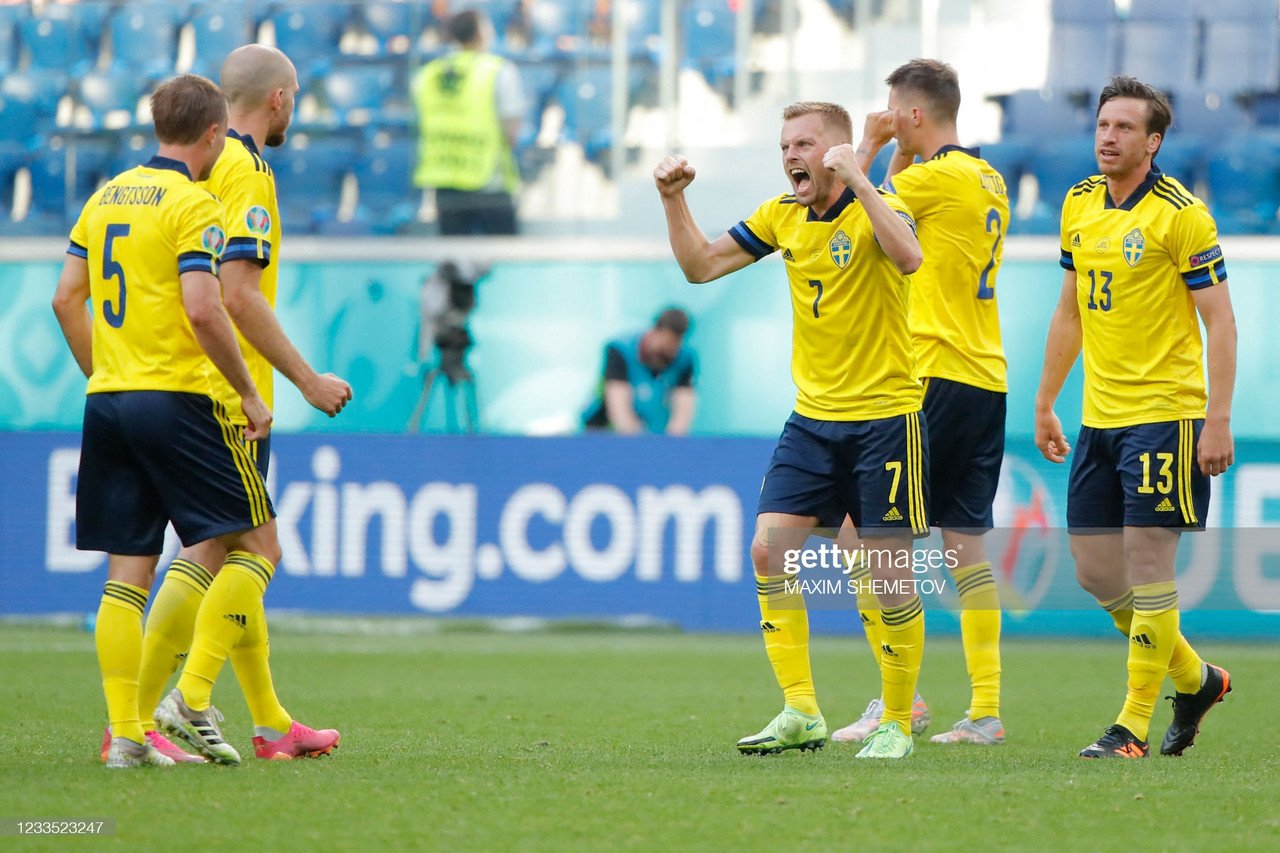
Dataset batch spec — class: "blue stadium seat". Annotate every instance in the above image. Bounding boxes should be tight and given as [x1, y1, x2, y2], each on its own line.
[320, 62, 407, 129]
[1120, 0, 1197, 94]
[269, 2, 356, 83]
[109, 0, 183, 80]
[978, 140, 1033, 214]
[2, 70, 66, 139]
[0, 4, 27, 76]
[76, 69, 149, 131]
[187, 1, 261, 79]
[995, 88, 1094, 139]
[354, 133, 417, 234]
[683, 0, 738, 97]
[1205, 132, 1280, 233]
[1046, 0, 1117, 95]
[270, 133, 351, 234]
[1021, 134, 1101, 234]
[1196, 0, 1280, 94]
[362, 0, 434, 55]
[1153, 135, 1205, 190]
[524, 0, 593, 55]
[556, 65, 620, 167]
[21, 3, 106, 77]
[1172, 88, 1252, 138]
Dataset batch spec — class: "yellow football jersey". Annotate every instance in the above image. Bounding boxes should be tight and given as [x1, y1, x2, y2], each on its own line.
[68, 157, 225, 395]
[730, 188, 922, 420]
[201, 131, 282, 421]
[883, 146, 1009, 392]
[1059, 168, 1225, 428]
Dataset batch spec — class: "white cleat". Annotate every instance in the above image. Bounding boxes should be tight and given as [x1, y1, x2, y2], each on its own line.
[155, 689, 241, 766]
[104, 736, 176, 768]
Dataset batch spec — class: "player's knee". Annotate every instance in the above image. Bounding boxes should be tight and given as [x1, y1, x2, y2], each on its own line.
[749, 534, 772, 575]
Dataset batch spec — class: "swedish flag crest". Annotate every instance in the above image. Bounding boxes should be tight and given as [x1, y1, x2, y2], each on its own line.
[1123, 228, 1145, 268]
[829, 230, 852, 269]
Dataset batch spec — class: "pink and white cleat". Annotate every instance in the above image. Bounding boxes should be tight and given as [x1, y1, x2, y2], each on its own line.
[253, 721, 340, 760]
[100, 726, 206, 764]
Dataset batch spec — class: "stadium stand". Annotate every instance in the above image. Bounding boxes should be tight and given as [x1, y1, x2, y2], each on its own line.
[682, 0, 738, 100]
[108, 0, 183, 81]
[1205, 132, 1280, 233]
[267, 1, 357, 84]
[1119, 0, 1198, 95]
[187, 0, 263, 79]
[361, 0, 436, 56]
[1196, 0, 1280, 95]
[0, 3, 25, 77]
[21, 1, 105, 77]
[75, 68, 148, 131]
[354, 132, 418, 234]
[1045, 0, 1118, 97]
[271, 132, 353, 235]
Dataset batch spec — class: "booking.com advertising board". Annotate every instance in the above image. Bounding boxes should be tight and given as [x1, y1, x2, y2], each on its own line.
[4, 431, 1280, 638]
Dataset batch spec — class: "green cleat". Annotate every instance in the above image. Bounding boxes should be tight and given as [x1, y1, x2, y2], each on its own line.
[736, 707, 827, 755]
[855, 721, 914, 759]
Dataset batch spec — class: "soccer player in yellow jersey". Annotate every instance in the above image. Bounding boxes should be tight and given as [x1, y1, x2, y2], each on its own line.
[655, 101, 929, 759]
[129, 45, 353, 763]
[833, 59, 1011, 746]
[1035, 77, 1236, 758]
[51, 74, 279, 768]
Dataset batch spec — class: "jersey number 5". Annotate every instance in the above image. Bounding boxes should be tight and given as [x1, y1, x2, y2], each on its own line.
[102, 223, 130, 328]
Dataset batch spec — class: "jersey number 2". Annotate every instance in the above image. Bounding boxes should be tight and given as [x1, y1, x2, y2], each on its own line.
[976, 208, 1002, 300]
[102, 223, 130, 328]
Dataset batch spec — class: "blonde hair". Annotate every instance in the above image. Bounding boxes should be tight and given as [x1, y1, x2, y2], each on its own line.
[782, 101, 853, 142]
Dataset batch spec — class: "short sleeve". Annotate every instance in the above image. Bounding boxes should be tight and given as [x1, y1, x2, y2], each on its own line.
[880, 190, 916, 233]
[1059, 192, 1076, 270]
[881, 163, 936, 219]
[67, 192, 98, 258]
[173, 191, 225, 276]
[218, 164, 274, 267]
[1172, 203, 1227, 290]
[728, 197, 781, 260]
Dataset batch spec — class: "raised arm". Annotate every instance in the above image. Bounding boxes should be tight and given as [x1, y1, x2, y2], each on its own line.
[654, 155, 754, 283]
[1034, 271, 1082, 463]
[51, 255, 93, 378]
[220, 258, 352, 416]
[823, 143, 922, 274]
[1192, 281, 1237, 476]
[181, 269, 272, 440]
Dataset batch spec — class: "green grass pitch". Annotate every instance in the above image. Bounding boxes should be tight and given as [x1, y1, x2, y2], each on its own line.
[1, 622, 1277, 851]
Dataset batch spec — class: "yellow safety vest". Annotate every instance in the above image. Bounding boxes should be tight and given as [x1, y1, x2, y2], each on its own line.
[412, 50, 519, 193]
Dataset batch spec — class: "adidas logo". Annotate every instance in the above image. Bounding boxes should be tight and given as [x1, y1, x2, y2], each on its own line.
[1155, 498, 1175, 512]
[1072, 233, 1082, 248]
[223, 613, 247, 629]
[1131, 632, 1155, 649]
[882, 506, 903, 522]
[880, 642, 898, 658]
[173, 652, 188, 662]
[782, 248, 795, 262]
[760, 621, 780, 634]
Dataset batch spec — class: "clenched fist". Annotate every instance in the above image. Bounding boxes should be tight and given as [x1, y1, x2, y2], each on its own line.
[654, 155, 696, 197]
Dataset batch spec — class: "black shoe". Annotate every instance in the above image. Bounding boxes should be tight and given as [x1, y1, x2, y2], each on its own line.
[1160, 663, 1232, 756]
[1079, 724, 1149, 759]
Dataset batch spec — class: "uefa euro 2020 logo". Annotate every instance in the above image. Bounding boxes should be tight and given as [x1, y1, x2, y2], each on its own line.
[245, 205, 271, 235]
[201, 225, 226, 259]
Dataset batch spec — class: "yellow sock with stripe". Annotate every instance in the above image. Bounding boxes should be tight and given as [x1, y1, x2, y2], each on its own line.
[952, 562, 1001, 720]
[136, 559, 212, 731]
[1101, 590, 1204, 694]
[96, 581, 149, 745]
[230, 595, 293, 735]
[879, 595, 924, 735]
[846, 557, 884, 671]
[755, 574, 818, 716]
[177, 551, 274, 711]
[1116, 581, 1180, 741]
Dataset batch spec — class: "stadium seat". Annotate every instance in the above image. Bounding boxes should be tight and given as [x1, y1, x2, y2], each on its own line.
[994, 88, 1094, 139]
[524, 0, 593, 56]
[320, 62, 406, 129]
[557, 64, 625, 167]
[354, 133, 417, 234]
[108, 0, 182, 80]
[270, 133, 352, 234]
[682, 0, 739, 98]
[1046, 0, 1118, 96]
[1119, 0, 1197, 94]
[1205, 132, 1280, 233]
[21, 3, 106, 77]
[0, 4, 27, 76]
[1171, 87, 1252, 138]
[268, 2, 357, 83]
[361, 0, 434, 55]
[1196, 0, 1280, 94]
[1, 70, 67, 139]
[187, 0, 261, 79]
[1021, 134, 1101, 234]
[1152, 135, 1205, 191]
[76, 69, 150, 131]
[979, 140, 1034, 214]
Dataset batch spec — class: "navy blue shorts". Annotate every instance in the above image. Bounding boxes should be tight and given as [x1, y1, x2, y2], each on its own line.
[1067, 419, 1209, 531]
[758, 411, 929, 538]
[76, 391, 276, 555]
[922, 377, 1006, 532]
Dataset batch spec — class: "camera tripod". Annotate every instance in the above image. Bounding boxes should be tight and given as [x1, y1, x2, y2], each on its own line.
[408, 345, 478, 433]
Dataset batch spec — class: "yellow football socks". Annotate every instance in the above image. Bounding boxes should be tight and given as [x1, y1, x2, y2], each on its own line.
[1101, 589, 1204, 695]
[952, 562, 1001, 720]
[177, 551, 274, 711]
[879, 595, 924, 735]
[229, 594, 293, 734]
[1116, 581, 1180, 741]
[136, 559, 211, 730]
[96, 581, 149, 745]
[755, 573, 818, 716]
[847, 557, 884, 670]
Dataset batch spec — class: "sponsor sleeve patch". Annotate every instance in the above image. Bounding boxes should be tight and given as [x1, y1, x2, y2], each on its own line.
[1188, 244, 1222, 267]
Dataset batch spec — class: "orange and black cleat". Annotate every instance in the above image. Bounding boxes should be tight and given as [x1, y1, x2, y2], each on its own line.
[1161, 663, 1232, 756]
[1079, 724, 1150, 759]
